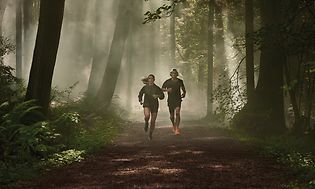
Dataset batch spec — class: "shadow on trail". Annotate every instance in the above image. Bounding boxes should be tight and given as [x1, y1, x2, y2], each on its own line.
[13, 121, 291, 189]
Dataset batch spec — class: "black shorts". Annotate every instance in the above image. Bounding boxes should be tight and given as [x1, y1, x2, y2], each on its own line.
[143, 103, 159, 113]
[168, 100, 181, 114]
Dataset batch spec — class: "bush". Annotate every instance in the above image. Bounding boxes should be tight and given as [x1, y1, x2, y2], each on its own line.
[0, 37, 19, 105]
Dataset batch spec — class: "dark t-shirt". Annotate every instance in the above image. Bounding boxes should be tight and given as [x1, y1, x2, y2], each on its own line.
[162, 78, 186, 103]
[138, 84, 164, 109]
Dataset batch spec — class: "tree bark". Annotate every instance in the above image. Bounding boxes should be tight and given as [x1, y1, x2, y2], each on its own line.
[0, 0, 8, 36]
[170, 0, 176, 69]
[245, 0, 255, 103]
[198, 16, 206, 89]
[125, 0, 142, 109]
[25, 0, 65, 115]
[207, 0, 214, 117]
[95, 0, 132, 108]
[16, 0, 22, 78]
[254, 0, 286, 131]
[214, 2, 228, 87]
[23, 0, 36, 79]
[233, 0, 293, 134]
[87, 0, 110, 98]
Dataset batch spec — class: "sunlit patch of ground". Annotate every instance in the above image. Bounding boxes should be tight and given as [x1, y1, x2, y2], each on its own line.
[159, 168, 185, 174]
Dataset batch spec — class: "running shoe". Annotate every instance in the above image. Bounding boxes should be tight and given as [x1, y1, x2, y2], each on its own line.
[172, 125, 177, 133]
[175, 128, 180, 135]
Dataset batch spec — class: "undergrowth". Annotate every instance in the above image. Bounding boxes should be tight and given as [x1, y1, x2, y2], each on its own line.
[233, 130, 315, 189]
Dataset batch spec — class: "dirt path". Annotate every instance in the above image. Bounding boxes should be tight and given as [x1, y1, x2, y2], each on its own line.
[13, 121, 291, 189]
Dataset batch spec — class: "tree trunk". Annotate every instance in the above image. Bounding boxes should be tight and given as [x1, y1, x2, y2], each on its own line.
[207, 0, 214, 117]
[87, 0, 111, 98]
[16, 0, 22, 78]
[125, 35, 134, 109]
[23, 0, 36, 79]
[126, 0, 142, 109]
[198, 16, 206, 89]
[245, 0, 255, 103]
[214, 2, 228, 86]
[154, 20, 161, 71]
[95, 0, 132, 108]
[170, 0, 176, 68]
[25, 0, 65, 115]
[254, 0, 286, 131]
[0, 0, 8, 35]
[234, 0, 294, 134]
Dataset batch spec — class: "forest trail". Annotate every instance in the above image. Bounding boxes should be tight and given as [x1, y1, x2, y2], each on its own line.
[13, 120, 291, 189]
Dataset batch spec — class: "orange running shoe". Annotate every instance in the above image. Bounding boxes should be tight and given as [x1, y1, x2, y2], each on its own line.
[175, 128, 180, 135]
[172, 126, 176, 133]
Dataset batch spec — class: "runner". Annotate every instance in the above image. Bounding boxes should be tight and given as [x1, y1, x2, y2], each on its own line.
[138, 74, 165, 140]
[162, 69, 186, 135]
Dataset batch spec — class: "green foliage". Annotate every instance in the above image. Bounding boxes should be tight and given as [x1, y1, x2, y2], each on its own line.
[0, 97, 120, 185]
[46, 149, 85, 167]
[51, 112, 80, 146]
[0, 36, 14, 58]
[143, 0, 185, 24]
[0, 37, 23, 105]
[0, 100, 52, 161]
[213, 82, 246, 121]
[50, 81, 79, 106]
[0, 100, 59, 183]
[234, 131, 315, 189]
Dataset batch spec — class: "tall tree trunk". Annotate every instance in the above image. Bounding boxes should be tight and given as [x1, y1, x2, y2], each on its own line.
[23, 0, 36, 79]
[283, 0, 302, 130]
[207, 0, 214, 117]
[87, 0, 111, 98]
[284, 58, 301, 129]
[125, 34, 134, 109]
[245, 0, 255, 103]
[0, 0, 8, 35]
[198, 16, 206, 89]
[170, 0, 176, 68]
[126, 0, 142, 109]
[142, 1, 157, 71]
[149, 23, 156, 70]
[16, 0, 22, 78]
[214, 2, 228, 86]
[23, 0, 33, 38]
[154, 20, 161, 70]
[254, 0, 286, 131]
[95, 0, 132, 108]
[25, 0, 65, 115]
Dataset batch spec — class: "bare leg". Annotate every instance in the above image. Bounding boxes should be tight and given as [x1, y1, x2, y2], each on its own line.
[170, 111, 175, 132]
[144, 107, 150, 132]
[175, 107, 181, 134]
[149, 112, 157, 139]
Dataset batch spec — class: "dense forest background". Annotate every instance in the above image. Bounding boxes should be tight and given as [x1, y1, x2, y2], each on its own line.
[1, 0, 315, 188]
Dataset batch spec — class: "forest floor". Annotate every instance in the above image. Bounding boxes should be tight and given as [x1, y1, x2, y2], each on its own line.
[11, 119, 293, 189]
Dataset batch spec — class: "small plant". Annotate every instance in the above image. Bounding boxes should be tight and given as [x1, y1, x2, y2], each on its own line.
[46, 149, 85, 167]
[213, 75, 247, 121]
[0, 100, 57, 161]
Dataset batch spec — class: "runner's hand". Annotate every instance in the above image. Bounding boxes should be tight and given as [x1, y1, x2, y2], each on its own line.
[152, 94, 159, 99]
[167, 88, 172, 93]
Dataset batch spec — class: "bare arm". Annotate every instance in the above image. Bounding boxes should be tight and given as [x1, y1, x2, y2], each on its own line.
[181, 80, 186, 98]
[158, 87, 165, 100]
[138, 86, 145, 104]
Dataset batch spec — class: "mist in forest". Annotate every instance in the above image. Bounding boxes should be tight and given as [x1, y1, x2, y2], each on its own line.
[1, 0, 249, 122]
